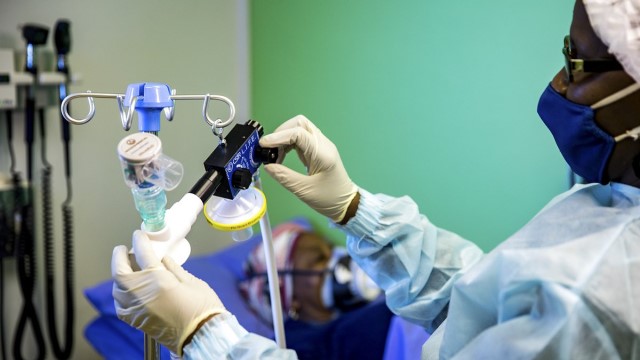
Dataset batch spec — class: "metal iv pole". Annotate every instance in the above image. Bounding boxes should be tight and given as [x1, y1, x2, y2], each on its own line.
[61, 82, 287, 359]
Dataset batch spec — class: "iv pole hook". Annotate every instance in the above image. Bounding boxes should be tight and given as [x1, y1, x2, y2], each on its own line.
[61, 91, 140, 131]
[169, 94, 236, 128]
[62, 91, 236, 132]
[116, 95, 139, 131]
[60, 91, 98, 125]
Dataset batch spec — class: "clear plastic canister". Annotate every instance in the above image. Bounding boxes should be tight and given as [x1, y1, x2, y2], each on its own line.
[117, 132, 183, 190]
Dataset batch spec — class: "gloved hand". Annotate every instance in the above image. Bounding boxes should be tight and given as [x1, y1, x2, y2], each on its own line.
[259, 115, 358, 223]
[111, 230, 226, 355]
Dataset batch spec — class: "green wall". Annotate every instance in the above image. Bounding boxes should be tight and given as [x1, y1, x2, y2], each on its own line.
[250, 1, 574, 251]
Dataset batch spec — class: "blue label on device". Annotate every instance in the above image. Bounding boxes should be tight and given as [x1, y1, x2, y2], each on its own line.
[224, 130, 260, 197]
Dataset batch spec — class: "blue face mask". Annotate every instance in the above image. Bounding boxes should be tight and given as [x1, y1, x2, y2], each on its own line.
[537, 83, 640, 184]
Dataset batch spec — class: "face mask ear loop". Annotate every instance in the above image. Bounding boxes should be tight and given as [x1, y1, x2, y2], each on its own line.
[614, 125, 640, 142]
[591, 82, 640, 110]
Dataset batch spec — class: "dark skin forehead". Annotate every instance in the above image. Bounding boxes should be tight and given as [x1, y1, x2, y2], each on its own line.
[569, 0, 609, 58]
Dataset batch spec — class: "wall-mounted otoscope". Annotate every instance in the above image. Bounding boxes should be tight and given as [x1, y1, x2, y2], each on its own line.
[54, 20, 72, 150]
[6, 21, 78, 360]
[22, 24, 49, 181]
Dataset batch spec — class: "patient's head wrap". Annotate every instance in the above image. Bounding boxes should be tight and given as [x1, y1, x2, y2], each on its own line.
[239, 222, 305, 324]
[583, 0, 640, 83]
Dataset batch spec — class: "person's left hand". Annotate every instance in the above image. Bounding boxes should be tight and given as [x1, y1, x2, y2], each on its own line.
[111, 230, 226, 355]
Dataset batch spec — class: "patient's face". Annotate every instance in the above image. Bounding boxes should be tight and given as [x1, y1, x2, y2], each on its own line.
[291, 232, 335, 323]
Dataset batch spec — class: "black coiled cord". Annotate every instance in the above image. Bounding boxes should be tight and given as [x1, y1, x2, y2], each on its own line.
[40, 108, 74, 360]
[11, 105, 46, 360]
[13, 186, 46, 360]
[0, 219, 5, 360]
[62, 193, 74, 346]
[1, 109, 16, 360]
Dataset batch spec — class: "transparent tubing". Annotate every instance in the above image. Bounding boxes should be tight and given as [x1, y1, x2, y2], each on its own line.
[253, 174, 286, 348]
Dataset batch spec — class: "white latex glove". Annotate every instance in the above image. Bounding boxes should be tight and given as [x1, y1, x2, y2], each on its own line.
[259, 115, 358, 223]
[111, 230, 226, 355]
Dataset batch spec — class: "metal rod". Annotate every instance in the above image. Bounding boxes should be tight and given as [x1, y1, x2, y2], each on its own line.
[144, 334, 160, 360]
[253, 175, 287, 348]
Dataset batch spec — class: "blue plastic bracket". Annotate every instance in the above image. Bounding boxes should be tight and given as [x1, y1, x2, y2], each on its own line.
[124, 82, 173, 132]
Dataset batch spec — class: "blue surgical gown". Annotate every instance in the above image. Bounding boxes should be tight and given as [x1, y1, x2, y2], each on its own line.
[183, 182, 640, 359]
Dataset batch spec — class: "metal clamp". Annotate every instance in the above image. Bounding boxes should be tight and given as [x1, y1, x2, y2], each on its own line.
[60, 90, 236, 132]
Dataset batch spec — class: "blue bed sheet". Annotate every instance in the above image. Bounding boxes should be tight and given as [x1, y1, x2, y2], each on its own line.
[84, 218, 428, 359]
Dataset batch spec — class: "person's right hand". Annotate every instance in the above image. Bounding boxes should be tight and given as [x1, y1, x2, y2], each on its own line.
[259, 115, 358, 223]
[112, 230, 226, 355]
